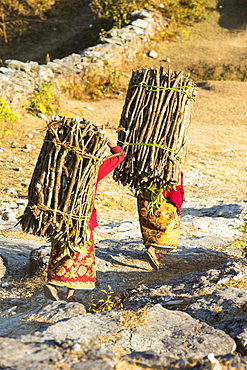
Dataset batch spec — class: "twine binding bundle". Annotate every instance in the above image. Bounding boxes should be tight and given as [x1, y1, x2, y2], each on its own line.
[19, 116, 109, 250]
[113, 67, 197, 189]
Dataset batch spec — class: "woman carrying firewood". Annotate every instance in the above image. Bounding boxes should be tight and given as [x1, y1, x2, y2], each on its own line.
[113, 67, 197, 270]
[19, 116, 125, 303]
[43, 138, 125, 302]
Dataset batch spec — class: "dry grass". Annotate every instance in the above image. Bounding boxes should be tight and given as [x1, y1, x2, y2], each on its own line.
[63, 67, 129, 101]
[221, 277, 247, 291]
[13, 273, 47, 297]
[0, 230, 42, 240]
[98, 333, 122, 344]
[119, 307, 148, 329]
[116, 362, 155, 370]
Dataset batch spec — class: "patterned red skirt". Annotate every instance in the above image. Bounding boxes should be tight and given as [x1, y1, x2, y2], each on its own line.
[47, 236, 96, 290]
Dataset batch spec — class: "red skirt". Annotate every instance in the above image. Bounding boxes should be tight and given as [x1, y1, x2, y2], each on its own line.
[47, 236, 96, 290]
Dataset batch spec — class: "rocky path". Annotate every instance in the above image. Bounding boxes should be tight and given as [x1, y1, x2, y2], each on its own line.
[1, 1, 247, 368]
[1, 195, 247, 306]
[1, 195, 247, 369]
[1, 67, 247, 370]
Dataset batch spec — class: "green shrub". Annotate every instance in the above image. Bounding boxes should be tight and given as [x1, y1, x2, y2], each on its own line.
[0, 98, 19, 136]
[26, 82, 57, 115]
[161, 0, 211, 25]
[87, 285, 122, 313]
[89, 0, 212, 29]
[0, 98, 18, 123]
[90, 0, 152, 28]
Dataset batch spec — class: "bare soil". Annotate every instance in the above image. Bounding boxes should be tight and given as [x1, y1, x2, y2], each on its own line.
[0, 0, 106, 64]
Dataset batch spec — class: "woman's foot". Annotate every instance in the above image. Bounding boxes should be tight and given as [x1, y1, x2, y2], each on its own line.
[43, 284, 60, 301]
[66, 296, 76, 303]
[66, 288, 75, 303]
[143, 246, 160, 270]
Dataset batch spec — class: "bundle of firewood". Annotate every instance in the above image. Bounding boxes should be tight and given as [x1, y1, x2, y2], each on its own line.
[19, 116, 108, 249]
[113, 67, 197, 189]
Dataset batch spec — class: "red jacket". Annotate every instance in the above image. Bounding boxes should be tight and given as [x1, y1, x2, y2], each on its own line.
[165, 173, 184, 215]
[89, 146, 125, 231]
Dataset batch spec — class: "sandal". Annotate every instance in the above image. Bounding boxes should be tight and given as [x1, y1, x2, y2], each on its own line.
[43, 284, 60, 301]
[143, 250, 160, 270]
[151, 244, 176, 250]
[66, 297, 76, 303]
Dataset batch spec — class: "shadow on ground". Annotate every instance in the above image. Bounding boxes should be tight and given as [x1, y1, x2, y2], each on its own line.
[217, 0, 247, 30]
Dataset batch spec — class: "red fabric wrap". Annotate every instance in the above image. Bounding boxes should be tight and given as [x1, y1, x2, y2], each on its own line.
[89, 146, 125, 230]
[164, 173, 184, 215]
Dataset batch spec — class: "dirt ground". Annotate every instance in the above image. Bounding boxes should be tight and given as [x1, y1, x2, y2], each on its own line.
[0, 1, 247, 254]
[0, 0, 103, 64]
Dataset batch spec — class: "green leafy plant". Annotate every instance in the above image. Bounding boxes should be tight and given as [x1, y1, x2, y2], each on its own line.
[136, 186, 167, 214]
[161, 0, 211, 25]
[225, 221, 247, 258]
[89, 0, 212, 31]
[87, 285, 122, 313]
[243, 222, 247, 236]
[0, 98, 19, 137]
[47, 238, 86, 259]
[26, 82, 57, 115]
[226, 240, 247, 250]
[240, 218, 247, 244]
[99, 27, 108, 39]
[90, 0, 153, 29]
[0, 98, 19, 123]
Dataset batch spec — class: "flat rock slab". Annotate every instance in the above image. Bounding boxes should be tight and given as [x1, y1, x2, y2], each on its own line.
[127, 304, 236, 358]
[0, 202, 247, 369]
[0, 304, 236, 369]
[0, 301, 86, 337]
[184, 287, 247, 355]
[123, 259, 247, 310]
[0, 235, 48, 276]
